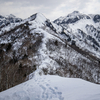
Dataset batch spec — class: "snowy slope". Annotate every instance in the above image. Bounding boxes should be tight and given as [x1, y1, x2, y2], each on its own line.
[0, 14, 22, 36]
[0, 75, 100, 100]
[0, 14, 22, 28]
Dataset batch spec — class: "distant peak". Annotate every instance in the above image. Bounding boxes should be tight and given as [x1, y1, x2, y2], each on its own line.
[70, 11, 80, 15]
[67, 11, 80, 17]
[72, 11, 80, 14]
[0, 15, 4, 19]
[36, 12, 44, 16]
[6, 14, 16, 18]
[30, 13, 45, 18]
[36, 13, 47, 22]
[30, 13, 37, 20]
[29, 12, 46, 22]
[9, 14, 16, 17]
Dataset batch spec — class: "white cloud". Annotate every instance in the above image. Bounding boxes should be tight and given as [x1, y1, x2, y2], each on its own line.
[81, 0, 100, 14]
[4, 1, 13, 6]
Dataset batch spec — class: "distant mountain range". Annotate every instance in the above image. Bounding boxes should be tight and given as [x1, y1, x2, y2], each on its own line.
[0, 11, 100, 92]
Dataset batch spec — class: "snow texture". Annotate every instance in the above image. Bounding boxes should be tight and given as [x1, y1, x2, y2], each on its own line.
[0, 75, 100, 100]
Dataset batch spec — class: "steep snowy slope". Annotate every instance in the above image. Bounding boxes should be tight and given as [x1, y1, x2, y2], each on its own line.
[0, 75, 100, 100]
[0, 12, 100, 92]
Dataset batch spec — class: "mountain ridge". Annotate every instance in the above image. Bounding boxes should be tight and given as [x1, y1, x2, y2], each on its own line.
[54, 11, 100, 24]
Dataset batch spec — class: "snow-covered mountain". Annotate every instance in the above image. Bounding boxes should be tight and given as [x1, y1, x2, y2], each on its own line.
[0, 75, 100, 100]
[54, 11, 100, 24]
[0, 14, 22, 28]
[54, 11, 100, 59]
[0, 12, 100, 92]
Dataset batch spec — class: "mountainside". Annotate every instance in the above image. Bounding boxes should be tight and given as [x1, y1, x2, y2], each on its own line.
[0, 14, 22, 29]
[0, 12, 100, 92]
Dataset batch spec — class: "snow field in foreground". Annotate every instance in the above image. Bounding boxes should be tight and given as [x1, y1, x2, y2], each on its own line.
[0, 75, 100, 100]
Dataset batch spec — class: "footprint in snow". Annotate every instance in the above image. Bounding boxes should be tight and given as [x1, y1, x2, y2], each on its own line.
[46, 84, 49, 86]
[4, 96, 11, 100]
[12, 92, 21, 100]
[39, 82, 64, 100]
[55, 87, 58, 90]
[21, 96, 30, 100]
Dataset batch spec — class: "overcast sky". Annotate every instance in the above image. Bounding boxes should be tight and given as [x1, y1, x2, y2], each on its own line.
[0, 0, 100, 20]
